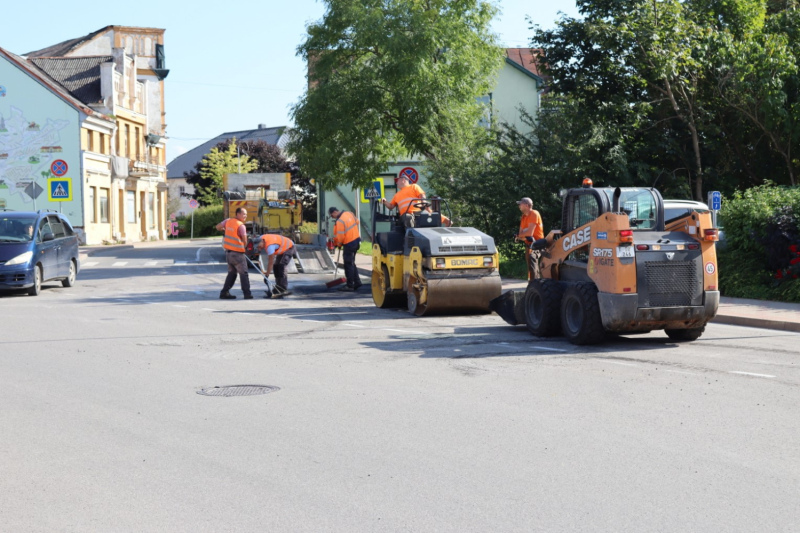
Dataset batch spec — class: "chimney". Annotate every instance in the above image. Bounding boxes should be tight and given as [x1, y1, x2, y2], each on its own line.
[258, 124, 266, 129]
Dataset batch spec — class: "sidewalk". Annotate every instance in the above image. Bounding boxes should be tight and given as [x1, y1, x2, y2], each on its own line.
[352, 252, 800, 333]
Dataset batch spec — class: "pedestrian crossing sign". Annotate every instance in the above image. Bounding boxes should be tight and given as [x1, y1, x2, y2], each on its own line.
[360, 179, 385, 203]
[48, 177, 72, 202]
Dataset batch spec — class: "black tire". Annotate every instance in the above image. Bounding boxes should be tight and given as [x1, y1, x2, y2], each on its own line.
[27, 264, 42, 296]
[560, 282, 606, 345]
[372, 265, 404, 308]
[62, 259, 77, 287]
[665, 326, 705, 342]
[524, 279, 563, 337]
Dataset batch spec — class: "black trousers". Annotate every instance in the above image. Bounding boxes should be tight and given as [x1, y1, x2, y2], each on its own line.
[342, 238, 362, 288]
[222, 250, 251, 296]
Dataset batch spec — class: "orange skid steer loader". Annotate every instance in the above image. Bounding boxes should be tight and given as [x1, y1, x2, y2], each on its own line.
[491, 184, 720, 345]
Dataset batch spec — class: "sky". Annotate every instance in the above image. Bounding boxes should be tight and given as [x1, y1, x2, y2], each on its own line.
[2, 0, 581, 164]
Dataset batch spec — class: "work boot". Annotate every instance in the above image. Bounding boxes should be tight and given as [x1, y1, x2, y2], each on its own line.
[338, 285, 355, 292]
[219, 291, 236, 300]
[243, 294, 254, 300]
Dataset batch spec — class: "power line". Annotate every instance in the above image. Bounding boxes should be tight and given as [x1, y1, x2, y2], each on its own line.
[168, 80, 302, 93]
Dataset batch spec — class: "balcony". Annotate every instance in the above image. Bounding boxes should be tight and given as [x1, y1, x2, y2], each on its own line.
[129, 158, 161, 178]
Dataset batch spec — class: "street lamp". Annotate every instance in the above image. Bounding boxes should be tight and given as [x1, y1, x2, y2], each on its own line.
[237, 141, 249, 173]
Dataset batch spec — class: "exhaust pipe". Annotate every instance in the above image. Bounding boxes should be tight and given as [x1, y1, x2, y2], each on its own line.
[612, 187, 621, 213]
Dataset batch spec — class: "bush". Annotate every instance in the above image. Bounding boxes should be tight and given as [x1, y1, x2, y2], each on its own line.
[718, 183, 800, 302]
[176, 205, 224, 238]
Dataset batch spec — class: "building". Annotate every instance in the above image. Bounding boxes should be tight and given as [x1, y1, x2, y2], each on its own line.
[166, 124, 290, 217]
[317, 48, 546, 236]
[0, 26, 169, 244]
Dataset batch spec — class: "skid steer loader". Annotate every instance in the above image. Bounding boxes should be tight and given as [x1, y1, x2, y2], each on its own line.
[491, 184, 720, 344]
[370, 196, 502, 315]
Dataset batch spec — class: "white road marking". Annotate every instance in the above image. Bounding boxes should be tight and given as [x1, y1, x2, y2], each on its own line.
[174, 261, 188, 265]
[201, 308, 217, 312]
[729, 371, 775, 378]
[303, 319, 324, 323]
[343, 323, 366, 328]
[112, 262, 128, 267]
[207, 261, 220, 265]
[145, 261, 158, 266]
[82, 261, 99, 267]
[602, 361, 638, 367]
[173, 305, 188, 308]
[529, 346, 568, 353]
[384, 328, 427, 334]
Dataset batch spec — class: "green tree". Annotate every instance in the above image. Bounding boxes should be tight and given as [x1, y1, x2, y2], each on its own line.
[186, 139, 257, 206]
[289, 0, 503, 188]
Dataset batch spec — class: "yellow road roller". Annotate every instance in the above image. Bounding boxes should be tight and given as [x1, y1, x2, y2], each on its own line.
[370, 196, 501, 315]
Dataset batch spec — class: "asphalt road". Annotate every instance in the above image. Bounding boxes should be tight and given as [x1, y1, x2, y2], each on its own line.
[1, 240, 799, 532]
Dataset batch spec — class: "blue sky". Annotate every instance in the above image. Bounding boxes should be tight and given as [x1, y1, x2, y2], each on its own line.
[2, 0, 580, 163]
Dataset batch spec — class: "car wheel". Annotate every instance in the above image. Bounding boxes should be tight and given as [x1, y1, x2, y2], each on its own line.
[62, 259, 77, 287]
[27, 264, 42, 296]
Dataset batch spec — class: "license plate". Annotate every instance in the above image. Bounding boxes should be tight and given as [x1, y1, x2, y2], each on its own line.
[616, 246, 634, 258]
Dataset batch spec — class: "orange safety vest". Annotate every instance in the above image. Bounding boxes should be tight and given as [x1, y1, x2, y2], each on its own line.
[333, 211, 360, 246]
[260, 234, 294, 255]
[223, 218, 246, 252]
[519, 210, 544, 241]
[390, 184, 426, 215]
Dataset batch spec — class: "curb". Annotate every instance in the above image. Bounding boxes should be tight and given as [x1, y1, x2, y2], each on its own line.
[712, 315, 800, 333]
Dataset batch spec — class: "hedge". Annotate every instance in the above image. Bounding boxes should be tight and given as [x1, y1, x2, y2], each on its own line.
[176, 205, 224, 238]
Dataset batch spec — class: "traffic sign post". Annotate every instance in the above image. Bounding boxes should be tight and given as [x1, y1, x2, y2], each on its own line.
[188, 198, 199, 239]
[708, 191, 722, 227]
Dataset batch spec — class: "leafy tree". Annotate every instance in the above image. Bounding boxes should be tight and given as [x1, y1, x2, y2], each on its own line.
[185, 139, 257, 206]
[289, 0, 503, 188]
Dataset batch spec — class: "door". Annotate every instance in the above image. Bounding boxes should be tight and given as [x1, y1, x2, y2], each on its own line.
[35, 217, 58, 281]
[47, 215, 68, 277]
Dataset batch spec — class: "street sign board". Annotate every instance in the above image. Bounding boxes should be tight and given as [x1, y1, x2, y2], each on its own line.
[397, 167, 419, 184]
[47, 177, 72, 202]
[710, 191, 722, 211]
[360, 179, 385, 203]
[188, 198, 199, 209]
[50, 159, 68, 177]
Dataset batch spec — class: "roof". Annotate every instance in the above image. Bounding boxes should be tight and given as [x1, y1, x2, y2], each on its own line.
[24, 26, 112, 58]
[0, 47, 106, 118]
[505, 48, 546, 84]
[167, 126, 291, 179]
[29, 56, 111, 104]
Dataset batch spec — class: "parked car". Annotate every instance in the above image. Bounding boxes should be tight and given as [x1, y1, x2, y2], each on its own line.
[0, 210, 80, 296]
[663, 199, 725, 248]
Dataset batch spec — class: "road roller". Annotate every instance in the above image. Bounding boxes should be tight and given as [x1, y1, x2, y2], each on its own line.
[370, 196, 502, 315]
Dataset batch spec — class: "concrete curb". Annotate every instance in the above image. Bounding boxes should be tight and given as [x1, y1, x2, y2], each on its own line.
[712, 315, 800, 333]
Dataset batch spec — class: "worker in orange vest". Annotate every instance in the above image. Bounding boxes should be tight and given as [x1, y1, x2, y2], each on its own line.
[255, 233, 296, 296]
[381, 175, 428, 227]
[515, 197, 544, 280]
[329, 206, 363, 291]
[215, 207, 253, 299]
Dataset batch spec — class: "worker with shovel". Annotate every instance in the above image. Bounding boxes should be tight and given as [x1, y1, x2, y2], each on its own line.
[329, 206, 362, 291]
[254, 234, 296, 297]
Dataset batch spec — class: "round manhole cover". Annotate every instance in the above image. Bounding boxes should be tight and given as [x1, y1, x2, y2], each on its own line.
[197, 385, 280, 397]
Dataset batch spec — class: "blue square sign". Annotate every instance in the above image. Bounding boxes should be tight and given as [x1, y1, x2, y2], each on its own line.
[710, 191, 721, 211]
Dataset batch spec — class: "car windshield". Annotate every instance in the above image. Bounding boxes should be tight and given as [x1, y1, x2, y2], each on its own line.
[0, 217, 37, 242]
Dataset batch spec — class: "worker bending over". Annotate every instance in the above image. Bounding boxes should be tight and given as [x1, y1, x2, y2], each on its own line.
[255, 234, 296, 296]
[381, 175, 427, 227]
[515, 197, 544, 280]
[329, 206, 363, 292]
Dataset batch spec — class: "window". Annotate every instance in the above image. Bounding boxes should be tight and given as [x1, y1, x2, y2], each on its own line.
[99, 188, 109, 223]
[179, 186, 186, 196]
[99, 133, 106, 155]
[135, 126, 141, 160]
[38, 218, 52, 242]
[570, 194, 599, 231]
[124, 124, 130, 157]
[148, 192, 155, 229]
[48, 215, 66, 239]
[89, 187, 97, 223]
[127, 191, 136, 223]
[87, 130, 94, 152]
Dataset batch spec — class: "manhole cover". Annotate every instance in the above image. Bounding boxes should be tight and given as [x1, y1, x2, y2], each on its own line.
[197, 385, 280, 397]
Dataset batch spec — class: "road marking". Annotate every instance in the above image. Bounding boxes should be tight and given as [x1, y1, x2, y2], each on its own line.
[173, 305, 188, 308]
[112, 262, 128, 267]
[201, 308, 217, 312]
[343, 323, 366, 328]
[207, 261, 220, 265]
[384, 328, 427, 334]
[145, 261, 158, 266]
[82, 261, 99, 267]
[602, 361, 638, 367]
[174, 261, 187, 265]
[729, 371, 775, 378]
[530, 345, 568, 352]
[303, 319, 324, 323]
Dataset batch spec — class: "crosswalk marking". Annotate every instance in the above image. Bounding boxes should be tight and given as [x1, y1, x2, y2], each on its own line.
[82, 261, 99, 267]
[112, 262, 128, 267]
[145, 261, 158, 266]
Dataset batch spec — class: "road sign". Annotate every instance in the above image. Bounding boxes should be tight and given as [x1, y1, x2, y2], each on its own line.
[51, 159, 68, 177]
[709, 191, 722, 211]
[398, 167, 419, 184]
[47, 178, 72, 202]
[360, 179, 385, 203]
[188, 199, 199, 209]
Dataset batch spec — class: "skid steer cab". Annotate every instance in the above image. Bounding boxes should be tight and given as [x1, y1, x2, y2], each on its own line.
[491, 184, 720, 345]
[370, 196, 501, 316]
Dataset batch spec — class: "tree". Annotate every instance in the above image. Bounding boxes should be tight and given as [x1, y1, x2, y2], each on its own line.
[185, 139, 257, 206]
[289, 0, 503, 188]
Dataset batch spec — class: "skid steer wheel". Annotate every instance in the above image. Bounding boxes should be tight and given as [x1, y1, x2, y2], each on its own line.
[560, 282, 606, 345]
[665, 326, 705, 342]
[372, 265, 404, 308]
[524, 279, 563, 337]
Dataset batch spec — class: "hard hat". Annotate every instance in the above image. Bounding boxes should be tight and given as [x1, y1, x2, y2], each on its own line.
[582, 177, 593, 188]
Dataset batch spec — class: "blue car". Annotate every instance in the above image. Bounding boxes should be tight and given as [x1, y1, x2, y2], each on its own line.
[0, 210, 80, 296]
